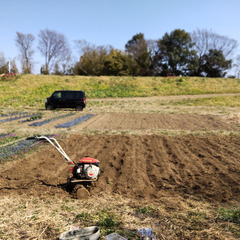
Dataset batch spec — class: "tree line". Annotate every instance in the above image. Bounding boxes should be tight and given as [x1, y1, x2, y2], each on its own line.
[0, 28, 239, 77]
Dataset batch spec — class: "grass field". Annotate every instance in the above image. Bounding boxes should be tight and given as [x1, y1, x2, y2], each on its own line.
[0, 74, 240, 109]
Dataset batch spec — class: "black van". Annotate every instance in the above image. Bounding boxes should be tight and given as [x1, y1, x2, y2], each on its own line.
[45, 90, 86, 111]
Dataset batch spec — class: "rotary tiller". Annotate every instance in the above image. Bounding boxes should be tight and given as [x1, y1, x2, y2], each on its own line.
[27, 135, 100, 199]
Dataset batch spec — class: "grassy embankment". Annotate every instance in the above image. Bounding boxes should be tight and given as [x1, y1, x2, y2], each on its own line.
[0, 74, 240, 109]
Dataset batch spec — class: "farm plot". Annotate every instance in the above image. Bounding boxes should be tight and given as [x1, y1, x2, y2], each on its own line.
[0, 112, 239, 163]
[0, 112, 96, 161]
[0, 112, 40, 123]
[0, 134, 59, 161]
[55, 114, 95, 128]
[73, 112, 239, 131]
[0, 133, 21, 146]
[0, 134, 240, 240]
[0, 111, 95, 135]
[1, 110, 239, 136]
[0, 133, 240, 201]
[29, 112, 75, 126]
[0, 111, 240, 240]
[0, 138, 36, 160]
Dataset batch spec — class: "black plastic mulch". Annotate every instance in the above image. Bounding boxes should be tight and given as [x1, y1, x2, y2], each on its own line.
[0, 134, 60, 161]
[0, 112, 25, 118]
[0, 113, 35, 123]
[55, 114, 95, 128]
[0, 139, 36, 160]
[29, 113, 75, 127]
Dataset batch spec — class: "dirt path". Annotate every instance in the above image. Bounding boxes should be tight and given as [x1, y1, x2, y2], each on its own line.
[88, 92, 240, 102]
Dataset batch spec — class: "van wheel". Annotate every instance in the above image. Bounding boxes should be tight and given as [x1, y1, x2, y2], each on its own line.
[76, 105, 83, 111]
[46, 104, 54, 110]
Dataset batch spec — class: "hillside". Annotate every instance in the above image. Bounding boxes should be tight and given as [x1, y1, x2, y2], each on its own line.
[1, 74, 240, 110]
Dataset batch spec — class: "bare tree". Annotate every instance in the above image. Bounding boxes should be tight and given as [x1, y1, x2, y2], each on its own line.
[232, 55, 240, 78]
[38, 29, 71, 74]
[74, 40, 111, 75]
[75, 40, 112, 57]
[0, 52, 6, 67]
[15, 32, 35, 74]
[74, 39, 92, 57]
[0, 52, 7, 74]
[191, 29, 238, 59]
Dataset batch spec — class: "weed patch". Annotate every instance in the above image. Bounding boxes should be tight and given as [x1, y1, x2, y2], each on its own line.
[96, 210, 122, 235]
[217, 207, 240, 224]
[20, 113, 43, 123]
[136, 205, 158, 216]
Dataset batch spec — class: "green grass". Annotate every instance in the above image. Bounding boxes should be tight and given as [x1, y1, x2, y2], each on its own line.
[217, 207, 240, 224]
[136, 205, 158, 216]
[0, 75, 240, 109]
[74, 208, 122, 235]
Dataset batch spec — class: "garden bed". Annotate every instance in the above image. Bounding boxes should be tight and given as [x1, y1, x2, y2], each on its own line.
[0, 133, 22, 146]
[0, 134, 59, 161]
[0, 113, 38, 123]
[20, 113, 42, 123]
[0, 138, 35, 160]
[29, 113, 75, 127]
[55, 114, 95, 128]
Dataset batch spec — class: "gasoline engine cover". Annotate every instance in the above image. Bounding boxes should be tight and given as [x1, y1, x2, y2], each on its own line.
[83, 164, 99, 179]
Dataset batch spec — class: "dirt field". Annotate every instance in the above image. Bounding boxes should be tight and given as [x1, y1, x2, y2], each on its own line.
[1, 133, 240, 203]
[76, 112, 238, 131]
[0, 96, 240, 239]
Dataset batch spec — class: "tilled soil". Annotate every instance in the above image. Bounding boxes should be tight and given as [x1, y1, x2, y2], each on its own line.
[1, 111, 238, 135]
[75, 113, 238, 131]
[1, 110, 240, 239]
[1, 133, 240, 203]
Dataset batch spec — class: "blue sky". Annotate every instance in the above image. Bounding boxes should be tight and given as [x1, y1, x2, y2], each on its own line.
[0, 0, 240, 73]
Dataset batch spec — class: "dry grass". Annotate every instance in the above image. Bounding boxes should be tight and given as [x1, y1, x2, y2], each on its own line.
[87, 94, 240, 116]
[0, 194, 239, 239]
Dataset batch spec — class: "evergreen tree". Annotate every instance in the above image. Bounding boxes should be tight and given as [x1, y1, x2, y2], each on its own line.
[155, 29, 198, 76]
[202, 49, 232, 77]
